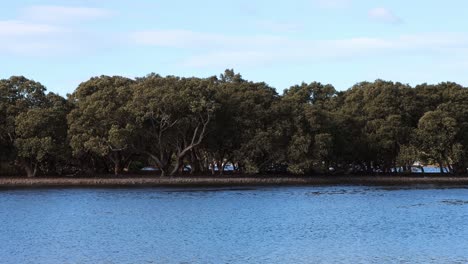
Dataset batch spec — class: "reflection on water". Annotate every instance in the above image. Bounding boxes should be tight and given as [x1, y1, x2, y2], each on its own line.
[1, 186, 468, 263]
[441, 199, 468, 205]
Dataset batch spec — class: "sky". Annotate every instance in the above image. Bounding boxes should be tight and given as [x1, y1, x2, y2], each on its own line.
[2, 0, 468, 95]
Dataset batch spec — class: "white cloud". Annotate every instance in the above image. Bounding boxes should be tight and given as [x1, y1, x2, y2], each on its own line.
[130, 30, 468, 67]
[0, 5, 115, 55]
[369, 7, 402, 24]
[0, 20, 61, 36]
[21, 5, 112, 22]
[314, 0, 352, 9]
[0, 20, 65, 54]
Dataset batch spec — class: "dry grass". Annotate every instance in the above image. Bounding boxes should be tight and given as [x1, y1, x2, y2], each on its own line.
[1, 175, 468, 188]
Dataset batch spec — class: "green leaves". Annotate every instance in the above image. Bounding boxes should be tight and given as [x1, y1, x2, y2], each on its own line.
[14, 137, 53, 162]
[67, 76, 137, 175]
[0, 76, 70, 177]
[3, 71, 468, 176]
[415, 110, 460, 170]
[128, 75, 219, 175]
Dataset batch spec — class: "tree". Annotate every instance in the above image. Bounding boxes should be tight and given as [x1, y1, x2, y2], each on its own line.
[3, 72, 468, 177]
[437, 87, 468, 173]
[336, 80, 414, 173]
[202, 70, 281, 174]
[68, 76, 137, 175]
[415, 110, 461, 173]
[396, 145, 420, 173]
[280, 82, 338, 174]
[131, 74, 216, 176]
[15, 104, 69, 177]
[0, 76, 69, 177]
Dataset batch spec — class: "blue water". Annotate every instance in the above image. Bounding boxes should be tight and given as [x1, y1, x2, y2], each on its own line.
[1, 186, 468, 263]
[391, 166, 449, 173]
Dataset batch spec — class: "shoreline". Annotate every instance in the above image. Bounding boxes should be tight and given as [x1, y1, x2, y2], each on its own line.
[1, 175, 468, 188]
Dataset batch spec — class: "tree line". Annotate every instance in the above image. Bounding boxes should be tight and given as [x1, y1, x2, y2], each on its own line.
[1, 70, 467, 177]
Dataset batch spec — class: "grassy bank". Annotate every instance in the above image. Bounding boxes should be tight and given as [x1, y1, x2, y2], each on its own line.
[1, 175, 468, 188]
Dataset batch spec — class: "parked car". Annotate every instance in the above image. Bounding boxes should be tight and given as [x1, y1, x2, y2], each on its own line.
[140, 166, 159, 171]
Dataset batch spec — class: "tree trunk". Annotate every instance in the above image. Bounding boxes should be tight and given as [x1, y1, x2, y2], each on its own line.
[190, 162, 196, 175]
[109, 152, 124, 175]
[405, 165, 412, 173]
[145, 151, 170, 177]
[114, 162, 123, 175]
[190, 150, 199, 174]
[24, 162, 37, 178]
[219, 161, 225, 176]
[200, 158, 208, 174]
[445, 159, 454, 174]
[170, 159, 181, 176]
[236, 162, 243, 173]
[125, 161, 132, 172]
[439, 161, 444, 174]
[210, 161, 215, 175]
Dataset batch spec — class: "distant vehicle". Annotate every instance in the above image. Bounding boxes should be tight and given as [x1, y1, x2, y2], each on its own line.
[141, 166, 191, 172]
[140, 166, 159, 171]
[209, 163, 235, 171]
[391, 166, 449, 173]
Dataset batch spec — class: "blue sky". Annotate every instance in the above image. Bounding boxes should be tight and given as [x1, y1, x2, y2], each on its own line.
[2, 0, 468, 95]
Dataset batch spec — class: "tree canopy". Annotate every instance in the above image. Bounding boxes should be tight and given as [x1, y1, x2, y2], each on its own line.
[1, 71, 468, 177]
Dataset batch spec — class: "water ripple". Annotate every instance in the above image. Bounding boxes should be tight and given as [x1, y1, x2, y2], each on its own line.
[0, 186, 467, 263]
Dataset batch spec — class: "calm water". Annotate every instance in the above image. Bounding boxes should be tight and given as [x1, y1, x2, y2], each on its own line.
[1, 186, 468, 264]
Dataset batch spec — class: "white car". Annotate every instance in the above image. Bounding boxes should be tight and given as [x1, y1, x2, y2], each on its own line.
[140, 166, 159, 171]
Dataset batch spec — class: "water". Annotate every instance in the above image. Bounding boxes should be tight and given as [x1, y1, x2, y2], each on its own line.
[391, 166, 449, 173]
[1, 186, 468, 263]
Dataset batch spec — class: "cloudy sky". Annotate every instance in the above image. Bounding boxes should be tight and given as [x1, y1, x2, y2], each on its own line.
[2, 0, 468, 94]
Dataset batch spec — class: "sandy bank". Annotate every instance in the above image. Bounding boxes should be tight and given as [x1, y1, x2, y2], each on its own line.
[1, 176, 468, 188]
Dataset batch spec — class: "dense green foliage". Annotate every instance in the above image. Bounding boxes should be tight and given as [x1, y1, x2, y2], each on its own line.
[1, 71, 468, 176]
